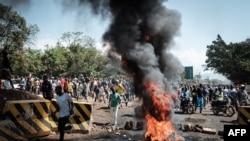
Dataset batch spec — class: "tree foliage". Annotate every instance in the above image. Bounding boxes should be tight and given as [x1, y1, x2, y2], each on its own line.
[0, 4, 127, 79]
[9, 31, 122, 79]
[0, 3, 37, 52]
[205, 34, 250, 84]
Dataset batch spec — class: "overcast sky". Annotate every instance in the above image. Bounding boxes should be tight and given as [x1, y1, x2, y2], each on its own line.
[1, 0, 250, 81]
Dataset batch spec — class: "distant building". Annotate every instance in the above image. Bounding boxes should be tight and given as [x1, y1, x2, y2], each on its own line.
[185, 66, 193, 80]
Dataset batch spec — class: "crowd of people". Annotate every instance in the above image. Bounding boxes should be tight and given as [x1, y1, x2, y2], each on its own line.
[1, 73, 135, 141]
[174, 83, 250, 114]
[1, 60, 249, 140]
[1, 48, 249, 140]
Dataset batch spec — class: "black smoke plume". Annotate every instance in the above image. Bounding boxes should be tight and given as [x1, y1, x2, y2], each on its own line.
[102, 0, 182, 107]
[1, 0, 184, 121]
[58, 0, 183, 96]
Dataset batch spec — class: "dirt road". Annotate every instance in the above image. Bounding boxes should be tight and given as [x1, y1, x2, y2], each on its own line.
[39, 97, 238, 141]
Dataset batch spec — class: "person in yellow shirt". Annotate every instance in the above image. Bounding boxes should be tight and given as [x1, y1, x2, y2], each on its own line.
[67, 79, 75, 98]
[215, 87, 224, 101]
[113, 80, 127, 107]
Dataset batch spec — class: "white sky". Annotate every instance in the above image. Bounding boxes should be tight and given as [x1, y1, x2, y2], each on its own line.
[1, 0, 250, 81]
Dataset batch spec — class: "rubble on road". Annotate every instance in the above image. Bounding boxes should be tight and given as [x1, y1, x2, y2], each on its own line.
[124, 120, 144, 130]
[178, 123, 217, 135]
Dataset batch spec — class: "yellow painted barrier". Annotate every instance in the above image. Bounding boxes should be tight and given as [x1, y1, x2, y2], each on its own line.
[237, 106, 250, 125]
[0, 121, 27, 141]
[2, 100, 51, 139]
[49, 99, 93, 133]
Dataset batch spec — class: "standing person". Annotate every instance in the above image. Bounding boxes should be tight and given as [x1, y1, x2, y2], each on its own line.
[208, 85, 214, 102]
[229, 85, 238, 110]
[1, 48, 14, 89]
[237, 84, 249, 106]
[109, 88, 121, 127]
[99, 85, 106, 103]
[172, 86, 181, 110]
[67, 79, 75, 98]
[25, 76, 31, 91]
[55, 85, 73, 141]
[79, 79, 88, 101]
[196, 84, 204, 113]
[94, 85, 100, 102]
[41, 75, 53, 100]
[80, 80, 88, 101]
[190, 85, 197, 108]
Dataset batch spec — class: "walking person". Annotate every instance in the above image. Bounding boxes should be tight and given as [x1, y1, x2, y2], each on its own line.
[80, 80, 88, 101]
[113, 80, 127, 107]
[55, 85, 73, 141]
[1, 48, 14, 89]
[109, 88, 121, 127]
[41, 75, 53, 100]
[99, 85, 106, 103]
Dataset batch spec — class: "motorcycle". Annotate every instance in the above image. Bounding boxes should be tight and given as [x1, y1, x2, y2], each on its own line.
[211, 95, 235, 117]
[180, 97, 194, 114]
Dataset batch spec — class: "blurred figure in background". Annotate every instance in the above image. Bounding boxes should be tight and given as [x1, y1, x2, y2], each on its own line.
[41, 75, 53, 100]
[1, 48, 14, 89]
[237, 84, 249, 106]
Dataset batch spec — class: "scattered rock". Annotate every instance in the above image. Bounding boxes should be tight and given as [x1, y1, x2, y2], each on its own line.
[202, 127, 217, 134]
[135, 121, 144, 130]
[217, 130, 224, 136]
[183, 123, 192, 131]
[124, 121, 134, 130]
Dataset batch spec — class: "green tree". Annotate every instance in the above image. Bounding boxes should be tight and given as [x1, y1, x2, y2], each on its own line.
[0, 3, 38, 51]
[0, 3, 39, 78]
[205, 34, 250, 83]
[11, 48, 43, 78]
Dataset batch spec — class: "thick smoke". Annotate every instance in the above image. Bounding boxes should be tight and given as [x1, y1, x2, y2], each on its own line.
[102, 0, 183, 94]
[1, 0, 184, 122]
[55, 0, 184, 83]
[95, 1, 183, 126]
[58, 0, 110, 20]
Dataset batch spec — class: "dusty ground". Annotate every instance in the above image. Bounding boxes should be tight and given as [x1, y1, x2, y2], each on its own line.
[39, 98, 237, 141]
[0, 89, 238, 141]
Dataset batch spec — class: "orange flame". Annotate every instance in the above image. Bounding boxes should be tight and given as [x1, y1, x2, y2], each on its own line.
[143, 82, 183, 141]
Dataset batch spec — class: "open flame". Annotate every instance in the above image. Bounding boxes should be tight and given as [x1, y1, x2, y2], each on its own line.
[143, 82, 183, 141]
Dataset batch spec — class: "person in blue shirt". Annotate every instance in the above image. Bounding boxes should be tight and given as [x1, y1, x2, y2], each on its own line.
[55, 85, 73, 141]
[180, 86, 190, 110]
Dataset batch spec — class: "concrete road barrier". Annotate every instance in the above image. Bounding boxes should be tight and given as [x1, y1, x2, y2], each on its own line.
[237, 106, 250, 125]
[2, 100, 51, 139]
[49, 99, 93, 133]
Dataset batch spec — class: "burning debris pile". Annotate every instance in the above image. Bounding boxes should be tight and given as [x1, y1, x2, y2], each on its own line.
[101, 0, 184, 140]
[3, 0, 185, 140]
